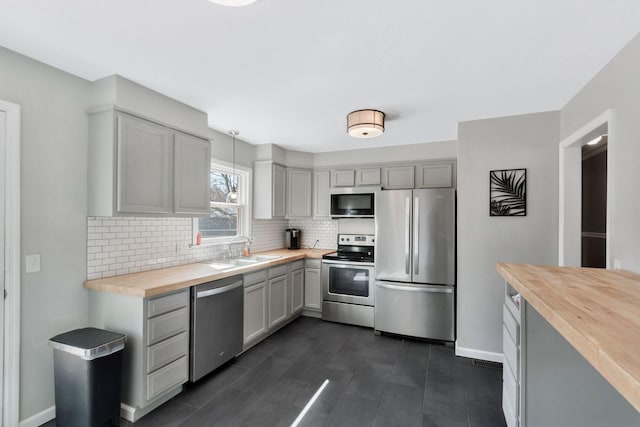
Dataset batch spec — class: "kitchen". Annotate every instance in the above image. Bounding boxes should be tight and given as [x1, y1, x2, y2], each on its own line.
[1, 1, 640, 427]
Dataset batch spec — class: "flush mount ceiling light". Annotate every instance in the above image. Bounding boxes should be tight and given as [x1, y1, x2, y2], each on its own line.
[208, 0, 258, 6]
[347, 109, 385, 138]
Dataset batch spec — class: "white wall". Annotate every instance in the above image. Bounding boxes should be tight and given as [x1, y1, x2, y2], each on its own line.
[560, 33, 640, 273]
[0, 46, 91, 421]
[313, 140, 457, 168]
[457, 111, 560, 359]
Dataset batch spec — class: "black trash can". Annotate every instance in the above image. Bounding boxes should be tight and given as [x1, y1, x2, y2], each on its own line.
[49, 327, 127, 427]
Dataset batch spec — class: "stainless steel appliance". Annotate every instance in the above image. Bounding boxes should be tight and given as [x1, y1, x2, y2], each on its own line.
[322, 234, 375, 327]
[330, 188, 376, 218]
[285, 228, 301, 249]
[190, 275, 243, 381]
[375, 188, 455, 341]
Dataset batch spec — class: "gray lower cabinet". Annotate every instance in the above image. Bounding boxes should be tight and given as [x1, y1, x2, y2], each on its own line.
[268, 265, 288, 328]
[503, 284, 523, 427]
[88, 289, 190, 422]
[289, 260, 304, 315]
[303, 259, 322, 313]
[243, 270, 268, 346]
[88, 110, 210, 217]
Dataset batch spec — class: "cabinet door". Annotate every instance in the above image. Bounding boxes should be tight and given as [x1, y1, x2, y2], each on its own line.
[356, 167, 381, 186]
[244, 282, 267, 345]
[304, 268, 322, 310]
[332, 169, 355, 187]
[268, 275, 288, 328]
[416, 162, 453, 188]
[286, 168, 312, 218]
[313, 170, 331, 219]
[174, 133, 211, 215]
[291, 268, 304, 314]
[381, 165, 415, 190]
[117, 114, 171, 214]
[272, 164, 287, 218]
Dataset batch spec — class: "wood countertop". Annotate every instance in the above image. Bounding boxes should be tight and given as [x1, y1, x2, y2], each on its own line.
[84, 248, 334, 298]
[496, 262, 640, 412]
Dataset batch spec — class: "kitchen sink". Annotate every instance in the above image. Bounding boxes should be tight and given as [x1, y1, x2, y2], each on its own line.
[201, 255, 282, 272]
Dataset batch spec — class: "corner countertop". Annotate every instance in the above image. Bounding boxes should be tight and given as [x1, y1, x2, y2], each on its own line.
[496, 262, 640, 412]
[84, 248, 334, 298]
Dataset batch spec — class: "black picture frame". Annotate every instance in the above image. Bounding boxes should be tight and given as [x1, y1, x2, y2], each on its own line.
[490, 168, 526, 216]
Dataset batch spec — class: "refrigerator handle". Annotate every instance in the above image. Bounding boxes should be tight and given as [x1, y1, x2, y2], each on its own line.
[414, 196, 419, 275]
[404, 197, 411, 275]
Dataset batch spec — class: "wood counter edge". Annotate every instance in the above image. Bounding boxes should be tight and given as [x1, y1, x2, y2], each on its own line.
[85, 248, 333, 298]
[496, 262, 640, 413]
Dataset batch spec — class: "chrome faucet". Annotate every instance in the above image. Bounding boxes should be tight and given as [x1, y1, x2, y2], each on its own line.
[228, 236, 252, 257]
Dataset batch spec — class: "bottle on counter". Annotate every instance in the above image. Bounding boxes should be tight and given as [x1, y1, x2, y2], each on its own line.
[242, 243, 250, 257]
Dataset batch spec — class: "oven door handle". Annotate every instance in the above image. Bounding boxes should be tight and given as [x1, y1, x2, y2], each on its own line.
[321, 259, 375, 267]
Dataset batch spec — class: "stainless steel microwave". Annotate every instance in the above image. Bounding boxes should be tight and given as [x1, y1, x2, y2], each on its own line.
[330, 188, 375, 218]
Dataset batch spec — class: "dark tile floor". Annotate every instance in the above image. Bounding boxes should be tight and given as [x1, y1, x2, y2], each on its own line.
[44, 317, 506, 427]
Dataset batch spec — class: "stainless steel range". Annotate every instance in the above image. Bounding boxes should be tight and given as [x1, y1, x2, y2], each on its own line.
[322, 234, 375, 328]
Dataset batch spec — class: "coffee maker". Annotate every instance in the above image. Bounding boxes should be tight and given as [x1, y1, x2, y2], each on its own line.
[285, 229, 301, 250]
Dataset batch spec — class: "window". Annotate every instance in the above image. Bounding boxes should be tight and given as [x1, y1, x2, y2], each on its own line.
[195, 162, 251, 243]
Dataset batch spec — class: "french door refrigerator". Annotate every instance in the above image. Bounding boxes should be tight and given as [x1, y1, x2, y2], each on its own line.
[374, 188, 455, 341]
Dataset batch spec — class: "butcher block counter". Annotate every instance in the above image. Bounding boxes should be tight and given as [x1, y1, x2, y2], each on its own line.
[497, 262, 640, 426]
[84, 248, 333, 298]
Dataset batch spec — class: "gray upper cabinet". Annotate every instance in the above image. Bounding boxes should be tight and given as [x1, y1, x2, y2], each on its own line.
[416, 162, 454, 188]
[173, 132, 211, 215]
[313, 170, 331, 219]
[253, 161, 286, 219]
[117, 114, 171, 214]
[355, 167, 381, 186]
[88, 110, 210, 217]
[381, 165, 415, 189]
[286, 168, 312, 218]
[332, 169, 356, 187]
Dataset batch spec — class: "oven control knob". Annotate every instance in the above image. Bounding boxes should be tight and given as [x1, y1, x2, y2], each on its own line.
[346, 238, 350, 241]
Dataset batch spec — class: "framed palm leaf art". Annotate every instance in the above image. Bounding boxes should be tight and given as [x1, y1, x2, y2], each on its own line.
[490, 168, 526, 216]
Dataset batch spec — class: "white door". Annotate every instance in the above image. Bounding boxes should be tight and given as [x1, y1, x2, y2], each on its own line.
[0, 110, 6, 424]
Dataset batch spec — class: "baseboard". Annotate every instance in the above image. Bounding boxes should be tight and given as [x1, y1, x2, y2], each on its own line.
[455, 344, 503, 363]
[301, 310, 321, 319]
[19, 406, 55, 427]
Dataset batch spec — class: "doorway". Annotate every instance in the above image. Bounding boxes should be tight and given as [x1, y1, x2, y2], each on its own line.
[581, 136, 607, 267]
[0, 99, 21, 427]
[559, 110, 612, 268]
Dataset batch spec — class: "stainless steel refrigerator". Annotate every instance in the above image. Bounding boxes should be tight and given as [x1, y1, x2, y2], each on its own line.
[374, 188, 455, 341]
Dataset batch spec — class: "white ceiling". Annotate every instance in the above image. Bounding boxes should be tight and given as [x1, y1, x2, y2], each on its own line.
[1, 1, 639, 153]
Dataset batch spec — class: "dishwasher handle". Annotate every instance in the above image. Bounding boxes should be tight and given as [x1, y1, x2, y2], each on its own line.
[196, 280, 243, 299]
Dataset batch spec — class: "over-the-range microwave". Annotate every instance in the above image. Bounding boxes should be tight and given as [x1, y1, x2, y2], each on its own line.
[330, 188, 376, 218]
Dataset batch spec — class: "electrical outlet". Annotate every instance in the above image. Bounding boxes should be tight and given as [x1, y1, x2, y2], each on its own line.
[614, 259, 622, 270]
[25, 254, 41, 273]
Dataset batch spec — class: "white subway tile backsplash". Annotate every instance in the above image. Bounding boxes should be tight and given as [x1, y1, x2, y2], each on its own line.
[288, 218, 339, 250]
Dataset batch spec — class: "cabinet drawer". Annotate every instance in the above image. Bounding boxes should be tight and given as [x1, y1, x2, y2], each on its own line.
[146, 332, 188, 373]
[147, 291, 188, 318]
[147, 307, 188, 346]
[146, 356, 188, 401]
[503, 304, 519, 345]
[305, 258, 321, 269]
[290, 260, 304, 271]
[269, 264, 288, 278]
[503, 326, 519, 381]
[244, 269, 267, 287]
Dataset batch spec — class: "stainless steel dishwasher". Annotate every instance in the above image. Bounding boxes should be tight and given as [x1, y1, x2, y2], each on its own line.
[190, 275, 243, 382]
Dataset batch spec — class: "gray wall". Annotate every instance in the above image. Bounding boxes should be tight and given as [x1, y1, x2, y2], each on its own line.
[457, 111, 560, 357]
[0, 46, 90, 420]
[561, 33, 640, 273]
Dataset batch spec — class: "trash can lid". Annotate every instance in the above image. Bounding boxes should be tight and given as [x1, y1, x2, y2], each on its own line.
[49, 327, 127, 360]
